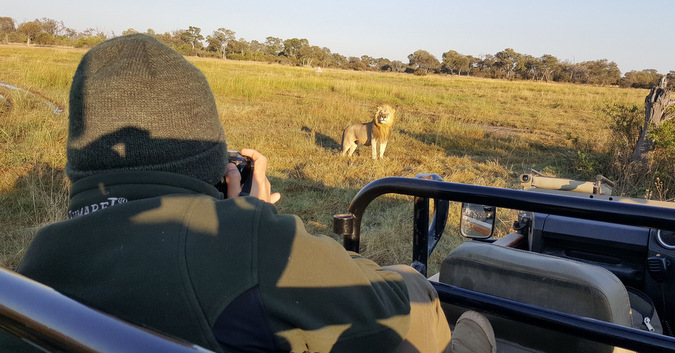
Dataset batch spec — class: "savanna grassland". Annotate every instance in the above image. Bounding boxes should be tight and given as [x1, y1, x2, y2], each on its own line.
[0, 44, 649, 274]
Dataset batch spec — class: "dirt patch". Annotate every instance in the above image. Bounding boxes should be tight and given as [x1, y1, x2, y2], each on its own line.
[474, 123, 554, 140]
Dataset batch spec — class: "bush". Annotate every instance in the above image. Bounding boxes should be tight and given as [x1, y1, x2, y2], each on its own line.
[173, 44, 198, 56]
[197, 50, 220, 58]
[272, 56, 294, 66]
[33, 33, 55, 45]
[608, 104, 642, 147]
[649, 120, 675, 192]
[52, 35, 75, 47]
[7, 32, 27, 44]
[603, 103, 675, 198]
[413, 68, 428, 76]
[651, 120, 675, 152]
[225, 53, 248, 61]
[74, 36, 104, 48]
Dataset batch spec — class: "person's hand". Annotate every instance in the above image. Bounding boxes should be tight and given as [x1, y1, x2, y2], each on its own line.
[224, 149, 281, 204]
[224, 163, 242, 199]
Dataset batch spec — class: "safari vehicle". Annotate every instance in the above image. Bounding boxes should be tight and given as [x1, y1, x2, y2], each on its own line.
[3, 174, 675, 352]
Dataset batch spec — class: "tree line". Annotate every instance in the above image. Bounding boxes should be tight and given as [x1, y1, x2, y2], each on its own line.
[2, 16, 673, 89]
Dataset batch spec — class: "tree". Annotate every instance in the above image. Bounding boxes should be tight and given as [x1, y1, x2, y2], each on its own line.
[619, 69, 661, 89]
[0, 17, 14, 43]
[360, 55, 377, 69]
[0, 17, 14, 33]
[297, 45, 320, 66]
[281, 38, 309, 60]
[122, 28, 139, 36]
[347, 56, 366, 71]
[206, 28, 235, 58]
[249, 40, 264, 56]
[62, 27, 77, 39]
[375, 58, 393, 71]
[73, 28, 106, 48]
[263, 36, 283, 56]
[80, 28, 106, 39]
[408, 50, 440, 75]
[441, 50, 470, 75]
[387, 60, 407, 73]
[558, 61, 589, 83]
[181, 26, 203, 50]
[516, 54, 538, 80]
[17, 20, 42, 45]
[226, 39, 250, 56]
[539, 55, 559, 82]
[474, 54, 497, 78]
[317, 47, 338, 67]
[494, 48, 521, 79]
[582, 59, 621, 85]
[38, 18, 63, 36]
[168, 29, 192, 53]
[454, 54, 470, 75]
[154, 31, 178, 46]
[301, 46, 336, 67]
[668, 72, 675, 89]
[332, 53, 348, 67]
[633, 76, 675, 163]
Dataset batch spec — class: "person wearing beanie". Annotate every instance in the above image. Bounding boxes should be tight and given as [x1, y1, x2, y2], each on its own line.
[0, 34, 492, 353]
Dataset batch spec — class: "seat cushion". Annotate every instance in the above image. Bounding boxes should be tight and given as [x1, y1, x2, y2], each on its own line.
[439, 241, 632, 353]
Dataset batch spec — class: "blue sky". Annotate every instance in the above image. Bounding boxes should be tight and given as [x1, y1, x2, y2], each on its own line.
[7, 0, 674, 74]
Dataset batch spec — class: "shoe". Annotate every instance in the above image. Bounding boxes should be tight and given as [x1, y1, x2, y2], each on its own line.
[451, 311, 497, 353]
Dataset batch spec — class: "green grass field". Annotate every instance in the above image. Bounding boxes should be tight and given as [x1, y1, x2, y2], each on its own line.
[0, 44, 649, 273]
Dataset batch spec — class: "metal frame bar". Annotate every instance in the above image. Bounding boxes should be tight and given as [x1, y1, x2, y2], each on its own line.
[337, 177, 675, 252]
[410, 172, 450, 276]
[411, 195, 449, 276]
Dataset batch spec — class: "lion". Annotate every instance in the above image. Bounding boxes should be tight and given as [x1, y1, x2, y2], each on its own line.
[341, 105, 396, 159]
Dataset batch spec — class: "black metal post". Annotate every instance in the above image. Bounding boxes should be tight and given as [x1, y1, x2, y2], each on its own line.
[412, 195, 430, 276]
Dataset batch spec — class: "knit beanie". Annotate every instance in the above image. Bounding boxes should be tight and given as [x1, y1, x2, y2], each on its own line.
[66, 33, 227, 184]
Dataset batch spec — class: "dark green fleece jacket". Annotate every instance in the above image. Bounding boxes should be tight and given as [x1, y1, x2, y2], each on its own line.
[2, 171, 410, 353]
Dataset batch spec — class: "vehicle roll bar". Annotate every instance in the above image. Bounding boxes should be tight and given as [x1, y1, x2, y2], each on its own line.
[334, 176, 675, 254]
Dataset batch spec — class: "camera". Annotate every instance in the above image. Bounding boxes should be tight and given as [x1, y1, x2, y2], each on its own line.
[228, 150, 253, 176]
[216, 151, 254, 196]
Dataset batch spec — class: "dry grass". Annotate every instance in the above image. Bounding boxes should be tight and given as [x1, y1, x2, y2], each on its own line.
[0, 45, 648, 273]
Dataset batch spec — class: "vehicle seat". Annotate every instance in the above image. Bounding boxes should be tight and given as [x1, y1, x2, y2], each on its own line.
[438, 241, 633, 353]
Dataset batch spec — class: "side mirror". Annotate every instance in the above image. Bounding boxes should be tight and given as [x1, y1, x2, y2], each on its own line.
[460, 203, 496, 239]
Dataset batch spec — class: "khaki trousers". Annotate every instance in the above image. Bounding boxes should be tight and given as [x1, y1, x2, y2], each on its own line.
[385, 265, 452, 353]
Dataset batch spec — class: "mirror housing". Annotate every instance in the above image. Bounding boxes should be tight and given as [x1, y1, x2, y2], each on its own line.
[460, 203, 496, 238]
